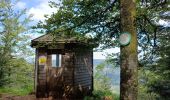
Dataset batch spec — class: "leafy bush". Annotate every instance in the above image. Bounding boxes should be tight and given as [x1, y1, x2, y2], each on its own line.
[84, 90, 119, 100]
[0, 58, 34, 96]
[84, 61, 120, 100]
[138, 68, 161, 100]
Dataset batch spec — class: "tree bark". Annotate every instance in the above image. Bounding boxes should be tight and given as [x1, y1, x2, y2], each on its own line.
[120, 0, 138, 100]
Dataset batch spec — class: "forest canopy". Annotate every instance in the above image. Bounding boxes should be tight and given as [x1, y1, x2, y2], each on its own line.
[0, 0, 33, 95]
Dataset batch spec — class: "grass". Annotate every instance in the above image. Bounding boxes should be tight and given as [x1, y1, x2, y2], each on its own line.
[0, 85, 33, 96]
[84, 90, 120, 100]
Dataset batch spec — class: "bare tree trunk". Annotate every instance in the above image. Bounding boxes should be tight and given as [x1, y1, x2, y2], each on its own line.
[120, 0, 138, 100]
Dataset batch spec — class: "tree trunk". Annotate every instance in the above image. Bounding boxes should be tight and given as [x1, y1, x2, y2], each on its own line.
[120, 0, 138, 100]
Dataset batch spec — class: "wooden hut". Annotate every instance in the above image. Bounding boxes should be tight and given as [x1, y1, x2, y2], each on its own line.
[31, 34, 94, 99]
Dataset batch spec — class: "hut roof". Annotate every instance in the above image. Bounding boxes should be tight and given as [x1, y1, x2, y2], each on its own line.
[31, 34, 96, 48]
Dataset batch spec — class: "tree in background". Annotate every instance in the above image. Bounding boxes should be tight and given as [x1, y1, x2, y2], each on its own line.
[0, 0, 33, 93]
[94, 62, 112, 92]
[91, 59, 120, 100]
[138, 27, 170, 99]
[136, 1, 170, 99]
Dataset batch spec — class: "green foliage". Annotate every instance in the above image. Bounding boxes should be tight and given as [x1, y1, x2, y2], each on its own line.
[138, 27, 170, 99]
[36, 0, 169, 50]
[136, 2, 170, 99]
[36, 0, 120, 48]
[0, 85, 33, 96]
[0, 0, 33, 95]
[84, 90, 119, 100]
[0, 58, 34, 96]
[94, 62, 112, 91]
[138, 68, 161, 100]
[147, 29, 170, 99]
[8, 58, 33, 87]
[87, 60, 120, 100]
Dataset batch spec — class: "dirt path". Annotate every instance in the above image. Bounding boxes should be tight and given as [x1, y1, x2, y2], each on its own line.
[0, 94, 113, 100]
[0, 94, 55, 100]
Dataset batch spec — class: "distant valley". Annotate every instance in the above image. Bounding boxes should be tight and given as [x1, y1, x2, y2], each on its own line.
[93, 59, 120, 93]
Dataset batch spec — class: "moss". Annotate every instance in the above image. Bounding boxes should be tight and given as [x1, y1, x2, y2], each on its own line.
[120, 0, 138, 99]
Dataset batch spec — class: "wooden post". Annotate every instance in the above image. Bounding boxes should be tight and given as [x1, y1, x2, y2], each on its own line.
[34, 49, 38, 93]
[91, 51, 93, 92]
[120, 0, 138, 100]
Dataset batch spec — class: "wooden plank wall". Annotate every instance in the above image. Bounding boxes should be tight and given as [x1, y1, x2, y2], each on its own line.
[34, 49, 38, 93]
[63, 53, 74, 86]
[38, 49, 47, 85]
[35, 48, 93, 98]
[36, 48, 48, 97]
[74, 51, 93, 91]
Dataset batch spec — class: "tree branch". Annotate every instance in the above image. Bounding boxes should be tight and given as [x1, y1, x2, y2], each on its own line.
[52, 0, 118, 33]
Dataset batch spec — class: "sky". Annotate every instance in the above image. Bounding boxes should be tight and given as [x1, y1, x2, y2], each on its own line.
[14, 0, 59, 21]
[13, 0, 119, 59]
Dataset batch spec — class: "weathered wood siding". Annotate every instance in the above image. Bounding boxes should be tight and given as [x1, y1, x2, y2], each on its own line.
[36, 48, 48, 97]
[40, 51, 75, 97]
[63, 53, 74, 86]
[35, 47, 93, 98]
[74, 51, 93, 91]
[34, 49, 38, 93]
